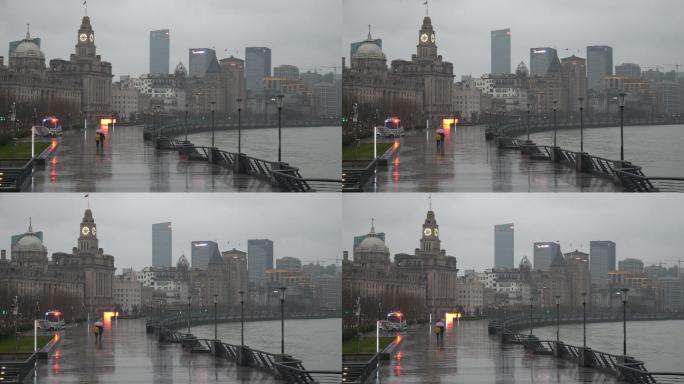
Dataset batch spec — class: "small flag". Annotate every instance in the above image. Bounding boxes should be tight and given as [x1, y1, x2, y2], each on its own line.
[424, 0, 427, 3]
[83, 0, 87, 5]
[84, 194, 89, 197]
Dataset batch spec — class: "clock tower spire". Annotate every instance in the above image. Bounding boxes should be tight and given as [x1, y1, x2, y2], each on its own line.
[417, 14, 437, 58]
[420, 208, 440, 253]
[75, 14, 96, 58]
[78, 208, 99, 252]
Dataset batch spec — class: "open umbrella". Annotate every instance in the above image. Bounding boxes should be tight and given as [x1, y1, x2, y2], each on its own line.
[435, 128, 445, 134]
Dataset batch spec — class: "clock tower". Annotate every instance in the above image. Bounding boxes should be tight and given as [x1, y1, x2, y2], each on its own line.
[75, 16, 96, 58]
[417, 16, 437, 58]
[77, 208, 99, 252]
[420, 209, 441, 253]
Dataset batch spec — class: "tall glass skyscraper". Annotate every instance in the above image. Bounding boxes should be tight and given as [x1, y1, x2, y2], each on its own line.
[533, 242, 562, 271]
[530, 47, 557, 76]
[149, 29, 169, 75]
[494, 223, 514, 269]
[152, 222, 172, 267]
[245, 47, 271, 92]
[247, 239, 274, 283]
[587, 45, 613, 92]
[188, 48, 219, 78]
[491, 29, 511, 74]
[191, 240, 220, 270]
[590, 240, 616, 287]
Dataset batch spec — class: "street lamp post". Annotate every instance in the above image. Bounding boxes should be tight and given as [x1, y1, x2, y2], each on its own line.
[237, 98, 243, 154]
[187, 295, 191, 335]
[578, 97, 585, 153]
[276, 95, 284, 164]
[213, 294, 218, 342]
[619, 92, 626, 162]
[529, 297, 534, 336]
[526, 103, 531, 141]
[581, 292, 587, 348]
[279, 287, 287, 355]
[621, 288, 629, 356]
[553, 101, 558, 148]
[184, 104, 189, 142]
[210, 101, 216, 149]
[239, 290, 245, 348]
[555, 295, 560, 344]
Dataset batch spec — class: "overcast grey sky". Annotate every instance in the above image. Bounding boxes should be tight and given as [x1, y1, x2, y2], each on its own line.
[342, 0, 684, 79]
[343, 194, 684, 272]
[0, 0, 341, 79]
[0, 194, 341, 271]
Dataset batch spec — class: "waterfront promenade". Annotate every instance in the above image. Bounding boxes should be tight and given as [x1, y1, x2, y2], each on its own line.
[368, 126, 618, 192]
[374, 320, 620, 383]
[30, 125, 272, 192]
[34, 318, 276, 383]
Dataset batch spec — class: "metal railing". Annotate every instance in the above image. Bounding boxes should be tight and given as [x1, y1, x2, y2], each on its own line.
[490, 314, 684, 384]
[342, 158, 378, 192]
[491, 129, 684, 191]
[342, 352, 382, 384]
[0, 158, 35, 192]
[0, 352, 38, 383]
[145, 125, 341, 192]
[146, 315, 341, 384]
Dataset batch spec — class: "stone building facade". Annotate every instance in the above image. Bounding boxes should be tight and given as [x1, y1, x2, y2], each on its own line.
[391, 15, 454, 126]
[51, 208, 115, 316]
[49, 15, 112, 124]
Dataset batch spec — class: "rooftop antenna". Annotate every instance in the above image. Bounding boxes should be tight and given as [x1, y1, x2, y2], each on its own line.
[429, 194, 432, 210]
[83, 0, 88, 16]
[371, 217, 375, 233]
[424, 0, 429, 16]
[84, 193, 90, 209]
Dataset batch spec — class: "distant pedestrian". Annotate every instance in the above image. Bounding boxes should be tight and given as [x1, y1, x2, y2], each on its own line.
[435, 319, 446, 344]
[98, 132, 105, 150]
[94, 320, 104, 343]
[95, 132, 100, 150]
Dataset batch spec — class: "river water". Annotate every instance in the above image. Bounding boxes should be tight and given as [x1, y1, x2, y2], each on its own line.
[191, 318, 341, 372]
[528, 319, 684, 372]
[187, 126, 341, 179]
[527, 124, 684, 178]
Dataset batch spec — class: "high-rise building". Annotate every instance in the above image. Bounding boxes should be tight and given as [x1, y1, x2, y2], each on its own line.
[188, 48, 219, 78]
[561, 55, 587, 111]
[149, 29, 170, 75]
[615, 63, 641, 79]
[530, 47, 557, 76]
[151, 222, 172, 268]
[491, 28, 511, 75]
[219, 56, 246, 113]
[276, 256, 302, 271]
[248, 239, 274, 284]
[564, 250, 591, 307]
[618, 258, 644, 274]
[190, 240, 220, 269]
[273, 64, 300, 80]
[533, 242, 562, 271]
[494, 223, 514, 269]
[587, 45, 613, 92]
[590, 240, 616, 287]
[245, 47, 271, 92]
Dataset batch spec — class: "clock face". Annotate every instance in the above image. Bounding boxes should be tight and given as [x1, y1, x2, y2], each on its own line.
[79, 33, 88, 42]
[81, 226, 90, 236]
[430, 33, 435, 43]
[434, 228, 439, 237]
[420, 33, 429, 43]
[424, 227, 432, 236]
[92, 227, 97, 236]
[89, 34, 94, 42]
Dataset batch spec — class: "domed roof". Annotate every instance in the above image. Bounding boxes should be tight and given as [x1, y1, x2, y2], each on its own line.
[356, 220, 388, 253]
[353, 27, 385, 60]
[15, 220, 46, 253]
[12, 30, 44, 59]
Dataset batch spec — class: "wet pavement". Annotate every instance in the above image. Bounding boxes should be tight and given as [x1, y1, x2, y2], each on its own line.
[368, 126, 619, 192]
[374, 320, 623, 383]
[29, 126, 272, 192]
[33, 318, 278, 383]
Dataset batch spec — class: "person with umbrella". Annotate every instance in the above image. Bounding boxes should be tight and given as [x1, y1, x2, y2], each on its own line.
[435, 318, 446, 345]
[435, 128, 445, 153]
[94, 319, 104, 344]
